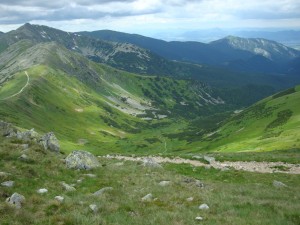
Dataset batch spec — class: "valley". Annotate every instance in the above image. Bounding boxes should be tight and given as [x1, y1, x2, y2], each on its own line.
[0, 23, 299, 225]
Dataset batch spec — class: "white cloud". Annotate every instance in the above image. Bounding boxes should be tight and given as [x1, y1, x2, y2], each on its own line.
[0, 0, 299, 33]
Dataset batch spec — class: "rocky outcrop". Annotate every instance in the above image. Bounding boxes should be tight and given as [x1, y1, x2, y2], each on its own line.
[0, 121, 60, 153]
[6, 193, 25, 209]
[16, 129, 39, 141]
[0, 121, 17, 137]
[39, 132, 60, 153]
[65, 150, 100, 170]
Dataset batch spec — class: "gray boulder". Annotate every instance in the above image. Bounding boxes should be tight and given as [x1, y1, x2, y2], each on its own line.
[0, 121, 16, 137]
[61, 182, 76, 192]
[1, 180, 14, 187]
[141, 193, 153, 202]
[39, 132, 60, 153]
[273, 180, 287, 188]
[65, 150, 100, 170]
[6, 193, 25, 209]
[143, 158, 162, 168]
[199, 203, 209, 210]
[93, 187, 113, 196]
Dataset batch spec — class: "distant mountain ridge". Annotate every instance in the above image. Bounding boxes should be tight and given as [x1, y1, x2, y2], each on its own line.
[78, 30, 300, 75]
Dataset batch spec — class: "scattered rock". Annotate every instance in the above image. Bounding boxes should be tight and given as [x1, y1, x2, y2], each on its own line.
[6, 193, 25, 209]
[17, 129, 39, 141]
[199, 203, 209, 210]
[54, 196, 64, 202]
[159, 181, 170, 186]
[203, 155, 215, 164]
[19, 154, 28, 161]
[0, 172, 10, 178]
[273, 180, 287, 188]
[39, 132, 60, 153]
[93, 187, 113, 196]
[141, 193, 153, 202]
[186, 197, 194, 202]
[0, 121, 17, 137]
[1, 181, 14, 187]
[61, 182, 76, 192]
[37, 188, 48, 194]
[89, 204, 98, 213]
[65, 150, 100, 170]
[142, 158, 162, 168]
[195, 216, 203, 221]
[195, 180, 204, 188]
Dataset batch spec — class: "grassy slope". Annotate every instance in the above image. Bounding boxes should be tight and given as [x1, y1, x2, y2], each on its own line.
[198, 85, 300, 152]
[0, 58, 227, 155]
[0, 136, 299, 225]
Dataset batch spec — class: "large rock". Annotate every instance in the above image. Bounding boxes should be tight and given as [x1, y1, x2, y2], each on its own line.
[39, 132, 60, 153]
[6, 193, 25, 209]
[65, 150, 100, 170]
[143, 158, 162, 168]
[0, 121, 17, 137]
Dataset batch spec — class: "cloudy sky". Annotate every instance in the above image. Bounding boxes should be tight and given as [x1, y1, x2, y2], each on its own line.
[0, 0, 300, 37]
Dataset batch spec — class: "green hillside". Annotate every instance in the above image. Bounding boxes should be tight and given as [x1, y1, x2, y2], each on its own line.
[198, 85, 300, 152]
[0, 42, 228, 155]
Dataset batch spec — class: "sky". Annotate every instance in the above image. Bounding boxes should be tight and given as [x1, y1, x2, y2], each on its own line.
[0, 0, 300, 38]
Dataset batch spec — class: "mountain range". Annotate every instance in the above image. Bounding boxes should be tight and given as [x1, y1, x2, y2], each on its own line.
[78, 30, 300, 75]
[0, 23, 299, 154]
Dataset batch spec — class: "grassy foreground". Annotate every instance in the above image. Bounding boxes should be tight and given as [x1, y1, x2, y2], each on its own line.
[0, 136, 299, 225]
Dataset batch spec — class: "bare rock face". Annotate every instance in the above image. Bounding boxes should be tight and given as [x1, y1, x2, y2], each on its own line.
[39, 132, 60, 153]
[6, 193, 25, 209]
[65, 150, 100, 170]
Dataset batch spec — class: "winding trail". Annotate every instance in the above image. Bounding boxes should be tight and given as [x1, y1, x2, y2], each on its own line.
[0, 71, 30, 100]
[102, 155, 300, 174]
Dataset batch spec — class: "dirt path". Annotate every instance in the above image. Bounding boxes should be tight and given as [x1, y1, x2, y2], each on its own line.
[0, 71, 30, 100]
[102, 155, 300, 174]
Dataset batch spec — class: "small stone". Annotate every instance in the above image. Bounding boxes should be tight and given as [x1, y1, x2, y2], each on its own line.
[61, 182, 76, 192]
[89, 204, 98, 213]
[1, 180, 14, 187]
[37, 188, 48, 194]
[114, 162, 124, 166]
[0, 172, 10, 177]
[195, 180, 204, 188]
[93, 187, 113, 196]
[141, 193, 153, 202]
[273, 180, 287, 188]
[83, 174, 97, 178]
[77, 179, 83, 183]
[186, 197, 194, 202]
[199, 203, 209, 210]
[195, 216, 203, 221]
[6, 193, 25, 209]
[19, 154, 28, 160]
[54, 196, 64, 202]
[159, 181, 170, 186]
[203, 156, 215, 164]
